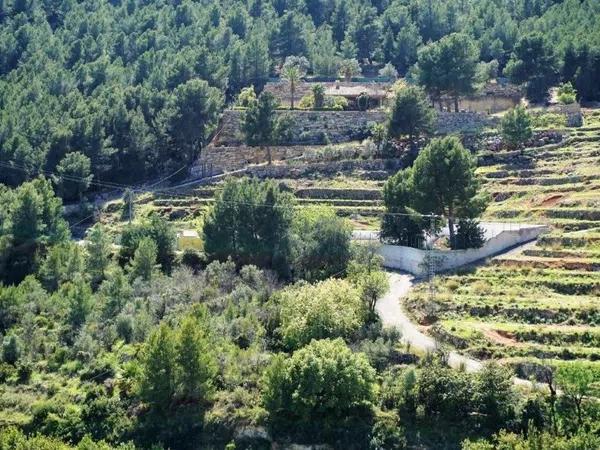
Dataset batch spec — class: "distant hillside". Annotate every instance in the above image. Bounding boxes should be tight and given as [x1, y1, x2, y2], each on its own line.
[1, 0, 600, 191]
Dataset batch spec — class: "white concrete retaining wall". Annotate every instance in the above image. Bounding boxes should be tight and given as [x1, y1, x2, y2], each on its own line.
[378, 225, 549, 276]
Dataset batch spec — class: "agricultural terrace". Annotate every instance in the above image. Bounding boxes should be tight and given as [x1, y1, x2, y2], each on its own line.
[407, 109, 600, 377]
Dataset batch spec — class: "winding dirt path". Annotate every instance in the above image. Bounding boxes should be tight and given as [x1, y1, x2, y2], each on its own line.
[377, 271, 534, 387]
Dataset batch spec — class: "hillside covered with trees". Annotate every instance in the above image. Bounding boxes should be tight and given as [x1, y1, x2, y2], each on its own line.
[1, 0, 600, 188]
[2, 1, 600, 450]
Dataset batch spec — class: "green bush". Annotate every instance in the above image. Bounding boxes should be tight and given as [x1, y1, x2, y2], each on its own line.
[501, 106, 533, 149]
[557, 82, 577, 104]
[263, 338, 376, 440]
[2, 334, 20, 365]
[278, 279, 365, 350]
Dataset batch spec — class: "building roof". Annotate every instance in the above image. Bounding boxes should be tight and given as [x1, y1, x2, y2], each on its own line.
[179, 229, 200, 238]
[324, 83, 388, 98]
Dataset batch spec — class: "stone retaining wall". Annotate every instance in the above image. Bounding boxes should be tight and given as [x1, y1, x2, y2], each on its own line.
[194, 145, 307, 175]
[378, 224, 549, 276]
[244, 159, 403, 180]
[214, 110, 386, 147]
[201, 109, 496, 173]
[295, 188, 382, 200]
[435, 111, 497, 134]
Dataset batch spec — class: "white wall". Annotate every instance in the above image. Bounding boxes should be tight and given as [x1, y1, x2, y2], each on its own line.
[378, 225, 549, 277]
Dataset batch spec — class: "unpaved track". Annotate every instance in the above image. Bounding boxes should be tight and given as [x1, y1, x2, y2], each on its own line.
[377, 271, 534, 387]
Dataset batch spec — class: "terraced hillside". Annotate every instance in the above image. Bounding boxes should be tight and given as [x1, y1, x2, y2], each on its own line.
[120, 161, 393, 231]
[408, 112, 600, 376]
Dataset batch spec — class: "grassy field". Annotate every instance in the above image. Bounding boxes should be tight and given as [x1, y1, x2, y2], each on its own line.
[408, 112, 600, 374]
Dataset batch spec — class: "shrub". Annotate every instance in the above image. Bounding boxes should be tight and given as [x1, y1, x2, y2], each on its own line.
[292, 206, 352, 282]
[263, 339, 376, 438]
[557, 82, 577, 104]
[237, 86, 257, 107]
[501, 106, 533, 149]
[16, 361, 32, 384]
[327, 95, 348, 110]
[357, 92, 370, 111]
[379, 62, 399, 81]
[2, 334, 20, 365]
[278, 279, 364, 350]
[453, 219, 486, 250]
[181, 249, 206, 272]
[298, 93, 314, 109]
[312, 84, 325, 108]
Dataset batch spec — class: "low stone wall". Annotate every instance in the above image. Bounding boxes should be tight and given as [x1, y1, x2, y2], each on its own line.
[201, 109, 496, 173]
[214, 110, 386, 147]
[295, 188, 382, 200]
[214, 109, 495, 147]
[378, 224, 549, 276]
[195, 145, 307, 175]
[245, 159, 403, 180]
[435, 111, 497, 134]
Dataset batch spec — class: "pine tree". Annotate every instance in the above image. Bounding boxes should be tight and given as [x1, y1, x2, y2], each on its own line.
[128, 237, 158, 282]
[140, 324, 177, 414]
[244, 28, 271, 90]
[86, 225, 112, 286]
[176, 315, 217, 401]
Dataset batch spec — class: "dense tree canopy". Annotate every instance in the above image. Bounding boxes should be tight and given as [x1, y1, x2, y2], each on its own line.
[0, 0, 598, 197]
[263, 338, 376, 437]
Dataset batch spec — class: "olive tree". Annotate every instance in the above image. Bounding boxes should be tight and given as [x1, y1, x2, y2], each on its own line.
[263, 338, 376, 433]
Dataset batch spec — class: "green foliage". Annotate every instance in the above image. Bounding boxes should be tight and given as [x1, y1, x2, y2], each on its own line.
[505, 33, 559, 102]
[357, 92, 370, 111]
[281, 56, 309, 110]
[159, 79, 223, 170]
[463, 429, 600, 450]
[347, 244, 389, 316]
[54, 152, 93, 201]
[62, 277, 94, 329]
[381, 167, 426, 247]
[501, 106, 533, 149]
[310, 26, 340, 77]
[557, 82, 577, 104]
[236, 86, 257, 108]
[454, 218, 486, 250]
[263, 338, 376, 435]
[411, 136, 487, 247]
[128, 237, 158, 282]
[85, 225, 112, 287]
[0, 178, 69, 283]
[137, 316, 218, 446]
[416, 33, 479, 110]
[176, 314, 217, 401]
[38, 242, 86, 292]
[387, 85, 435, 148]
[291, 205, 352, 282]
[379, 62, 399, 81]
[338, 58, 361, 82]
[0, 427, 99, 450]
[242, 91, 278, 151]
[2, 334, 20, 365]
[203, 178, 295, 278]
[311, 84, 325, 109]
[278, 279, 364, 350]
[555, 364, 599, 427]
[139, 324, 178, 415]
[119, 215, 175, 274]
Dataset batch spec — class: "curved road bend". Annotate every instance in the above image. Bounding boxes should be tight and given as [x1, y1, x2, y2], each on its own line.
[378, 271, 534, 388]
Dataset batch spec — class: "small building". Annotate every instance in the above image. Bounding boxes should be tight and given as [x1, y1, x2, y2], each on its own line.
[177, 229, 203, 251]
[435, 80, 523, 114]
[262, 80, 391, 110]
[324, 81, 389, 109]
